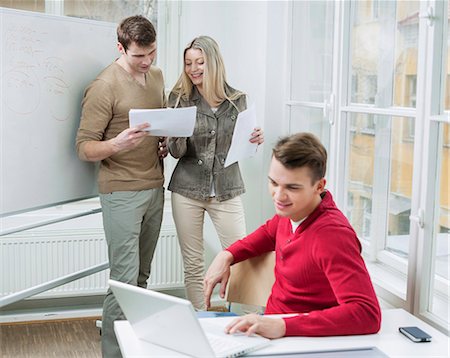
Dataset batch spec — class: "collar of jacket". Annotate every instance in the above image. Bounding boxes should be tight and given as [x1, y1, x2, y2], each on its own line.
[191, 86, 238, 119]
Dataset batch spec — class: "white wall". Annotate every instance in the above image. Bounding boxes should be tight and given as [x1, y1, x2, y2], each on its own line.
[260, 1, 291, 220]
[177, 0, 269, 234]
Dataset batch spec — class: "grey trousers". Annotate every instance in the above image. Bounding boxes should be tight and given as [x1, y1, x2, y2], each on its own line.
[100, 188, 164, 358]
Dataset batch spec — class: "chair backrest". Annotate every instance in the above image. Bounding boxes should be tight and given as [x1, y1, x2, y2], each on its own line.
[225, 252, 275, 308]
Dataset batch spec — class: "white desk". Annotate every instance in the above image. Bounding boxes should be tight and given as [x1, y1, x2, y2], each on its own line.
[114, 309, 450, 357]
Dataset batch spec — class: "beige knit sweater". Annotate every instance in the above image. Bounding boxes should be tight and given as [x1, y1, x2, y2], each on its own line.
[76, 62, 166, 193]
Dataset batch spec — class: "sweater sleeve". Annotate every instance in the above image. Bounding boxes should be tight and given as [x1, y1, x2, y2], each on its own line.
[283, 225, 381, 336]
[76, 79, 114, 155]
[227, 216, 279, 263]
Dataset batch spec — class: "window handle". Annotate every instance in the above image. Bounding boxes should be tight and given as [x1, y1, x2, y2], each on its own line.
[409, 208, 424, 229]
[419, 6, 435, 27]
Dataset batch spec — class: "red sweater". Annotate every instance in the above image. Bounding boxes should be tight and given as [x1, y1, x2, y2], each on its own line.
[227, 191, 381, 336]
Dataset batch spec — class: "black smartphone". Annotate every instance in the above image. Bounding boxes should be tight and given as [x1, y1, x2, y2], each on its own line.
[399, 326, 432, 342]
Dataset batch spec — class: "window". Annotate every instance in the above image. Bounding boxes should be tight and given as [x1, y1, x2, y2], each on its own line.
[341, 1, 422, 299]
[350, 1, 419, 109]
[0, 1, 157, 25]
[372, 0, 380, 20]
[63, 0, 157, 24]
[287, 0, 335, 176]
[0, 0, 45, 12]
[407, 75, 417, 107]
[446, 74, 450, 111]
[346, 113, 414, 285]
[429, 123, 450, 320]
[339, 0, 449, 331]
[289, 107, 331, 152]
[417, 0, 450, 327]
[362, 196, 373, 239]
[402, 116, 415, 142]
[289, 1, 334, 103]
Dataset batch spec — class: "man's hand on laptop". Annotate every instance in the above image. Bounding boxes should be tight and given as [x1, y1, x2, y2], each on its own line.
[225, 314, 286, 339]
[203, 250, 234, 309]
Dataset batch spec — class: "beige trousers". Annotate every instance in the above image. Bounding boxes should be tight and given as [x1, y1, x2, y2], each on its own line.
[171, 192, 246, 310]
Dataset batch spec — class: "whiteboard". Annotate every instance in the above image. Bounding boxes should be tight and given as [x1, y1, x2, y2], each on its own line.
[0, 8, 118, 216]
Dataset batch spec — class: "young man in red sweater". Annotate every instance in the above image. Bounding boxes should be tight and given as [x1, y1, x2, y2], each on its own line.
[203, 132, 381, 339]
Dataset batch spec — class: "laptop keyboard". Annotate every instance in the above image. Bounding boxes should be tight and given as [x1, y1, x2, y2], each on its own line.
[206, 333, 247, 357]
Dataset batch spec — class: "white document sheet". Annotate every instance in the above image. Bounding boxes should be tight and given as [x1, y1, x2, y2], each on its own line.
[224, 105, 258, 168]
[129, 106, 197, 137]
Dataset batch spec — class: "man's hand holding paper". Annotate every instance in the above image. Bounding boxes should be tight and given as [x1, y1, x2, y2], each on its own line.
[129, 106, 197, 137]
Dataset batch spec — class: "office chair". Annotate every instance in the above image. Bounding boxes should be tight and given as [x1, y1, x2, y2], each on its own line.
[225, 252, 275, 313]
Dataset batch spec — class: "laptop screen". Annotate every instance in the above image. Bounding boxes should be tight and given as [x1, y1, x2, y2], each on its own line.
[109, 280, 269, 357]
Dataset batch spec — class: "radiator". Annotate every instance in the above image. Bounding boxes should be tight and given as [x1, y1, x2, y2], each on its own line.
[0, 228, 184, 298]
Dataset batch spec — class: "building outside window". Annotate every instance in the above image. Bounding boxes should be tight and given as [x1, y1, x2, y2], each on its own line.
[0, 0, 157, 24]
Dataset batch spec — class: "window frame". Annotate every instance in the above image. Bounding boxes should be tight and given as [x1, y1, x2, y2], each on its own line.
[411, 0, 450, 333]
[333, 0, 450, 333]
[339, 1, 420, 291]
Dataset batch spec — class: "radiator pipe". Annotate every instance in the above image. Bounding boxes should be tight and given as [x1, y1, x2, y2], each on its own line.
[0, 261, 109, 308]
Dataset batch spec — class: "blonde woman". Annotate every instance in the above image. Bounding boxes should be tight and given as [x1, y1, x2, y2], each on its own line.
[168, 36, 263, 310]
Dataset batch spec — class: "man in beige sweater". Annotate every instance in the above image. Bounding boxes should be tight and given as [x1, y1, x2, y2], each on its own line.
[76, 15, 166, 358]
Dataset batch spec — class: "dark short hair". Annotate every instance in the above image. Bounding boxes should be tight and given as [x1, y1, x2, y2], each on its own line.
[272, 132, 327, 183]
[117, 15, 156, 52]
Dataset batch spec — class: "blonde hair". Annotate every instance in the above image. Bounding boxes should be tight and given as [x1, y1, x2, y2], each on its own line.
[171, 36, 244, 108]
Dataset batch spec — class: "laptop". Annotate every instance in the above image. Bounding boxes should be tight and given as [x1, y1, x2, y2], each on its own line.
[109, 279, 270, 358]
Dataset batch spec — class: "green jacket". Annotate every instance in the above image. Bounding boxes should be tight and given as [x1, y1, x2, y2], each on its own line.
[168, 86, 247, 202]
